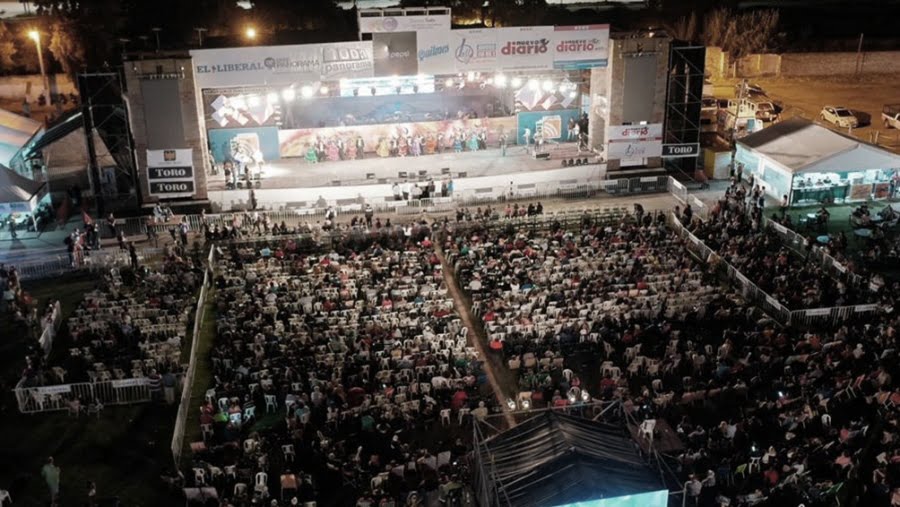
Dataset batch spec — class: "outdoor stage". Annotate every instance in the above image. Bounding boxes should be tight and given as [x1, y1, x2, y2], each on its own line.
[206, 142, 606, 210]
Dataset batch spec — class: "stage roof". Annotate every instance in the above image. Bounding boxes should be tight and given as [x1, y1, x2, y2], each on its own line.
[737, 118, 900, 174]
[475, 411, 664, 507]
[0, 165, 43, 204]
[0, 108, 42, 169]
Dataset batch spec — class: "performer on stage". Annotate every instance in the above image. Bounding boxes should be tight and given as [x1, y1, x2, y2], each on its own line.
[467, 131, 479, 152]
[523, 128, 531, 146]
[411, 135, 422, 157]
[305, 144, 318, 164]
[346, 138, 358, 160]
[424, 134, 436, 155]
[398, 136, 409, 157]
[355, 136, 365, 159]
[326, 139, 340, 162]
[436, 133, 444, 154]
[452, 134, 462, 153]
[376, 137, 390, 158]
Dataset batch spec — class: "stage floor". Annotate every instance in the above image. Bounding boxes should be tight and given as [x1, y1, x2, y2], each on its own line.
[208, 142, 594, 191]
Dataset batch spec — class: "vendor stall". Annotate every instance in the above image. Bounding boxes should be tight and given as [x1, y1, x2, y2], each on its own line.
[734, 118, 900, 206]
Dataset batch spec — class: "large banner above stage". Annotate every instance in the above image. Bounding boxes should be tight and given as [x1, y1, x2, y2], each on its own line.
[191, 41, 374, 88]
[550, 25, 610, 69]
[277, 116, 516, 158]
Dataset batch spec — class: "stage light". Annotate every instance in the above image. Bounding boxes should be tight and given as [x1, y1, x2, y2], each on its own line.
[466, 71, 476, 82]
[445, 78, 454, 87]
[494, 74, 507, 88]
[282, 88, 296, 102]
[319, 85, 329, 95]
[542, 80, 553, 92]
[247, 95, 260, 107]
[245, 26, 257, 40]
[568, 392, 577, 403]
[527, 79, 539, 91]
[521, 399, 531, 410]
[266, 92, 278, 104]
[511, 77, 522, 88]
[300, 85, 313, 98]
[486, 77, 493, 85]
[569, 91, 578, 98]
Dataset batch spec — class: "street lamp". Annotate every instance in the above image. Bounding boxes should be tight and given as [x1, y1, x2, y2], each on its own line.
[27, 30, 47, 93]
[245, 26, 257, 40]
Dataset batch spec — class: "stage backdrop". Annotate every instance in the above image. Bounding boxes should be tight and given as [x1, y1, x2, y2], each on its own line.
[515, 109, 582, 145]
[208, 126, 281, 164]
[278, 116, 516, 158]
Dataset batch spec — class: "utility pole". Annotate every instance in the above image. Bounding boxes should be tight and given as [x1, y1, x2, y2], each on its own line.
[855, 33, 864, 77]
[152, 27, 162, 52]
[194, 27, 208, 48]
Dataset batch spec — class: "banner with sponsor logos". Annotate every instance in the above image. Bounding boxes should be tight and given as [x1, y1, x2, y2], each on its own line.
[606, 123, 663, 161]
[373, 32, 419, 77]
[550, 25, 609, 70]
[147, 149, 196, 197]
[495, 26, 554, 71]
[451, 29, 499, 72]
[191, 42, 373, 88]
[359, 13, 450, 34]
[416, 30, 453, 75]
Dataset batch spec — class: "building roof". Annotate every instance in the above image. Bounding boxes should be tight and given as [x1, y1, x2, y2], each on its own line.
[475, 411, 665, 507]
[0, 108, 42, 169]
[737, 118, 900, 174]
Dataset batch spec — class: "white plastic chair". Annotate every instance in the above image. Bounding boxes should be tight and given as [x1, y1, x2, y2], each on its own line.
[639, 419, 656, 441]
[440, 408, 451, 426]
[193, 468, 206, 486]
[0, 490, 11, 506]
[265, 394, 277, 413]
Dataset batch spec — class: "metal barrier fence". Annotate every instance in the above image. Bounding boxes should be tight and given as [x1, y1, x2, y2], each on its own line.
[171, 247, 214, 468]
[14, 378, 157, 413]
[764, 218, 865, 288]
[670, 212, 880, 327]
[15, 247, 167, 281]
[668, 212, 793, 324]
[38, 301, 62, 358]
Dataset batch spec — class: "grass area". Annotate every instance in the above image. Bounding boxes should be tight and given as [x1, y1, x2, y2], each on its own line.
[0, 272, 180, 506]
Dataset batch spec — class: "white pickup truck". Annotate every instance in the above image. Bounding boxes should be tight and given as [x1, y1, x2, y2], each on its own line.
[883, 104, 900, 128]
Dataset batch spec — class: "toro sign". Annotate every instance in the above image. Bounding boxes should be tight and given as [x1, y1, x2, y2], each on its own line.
[662, 143, 700, 158]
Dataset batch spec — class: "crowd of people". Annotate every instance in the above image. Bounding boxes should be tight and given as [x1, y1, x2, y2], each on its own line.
[190, 227, 488, 505]
[446, 207, 900, 507]
[689, 182, 876, 309]
[15, 251, 203, 413]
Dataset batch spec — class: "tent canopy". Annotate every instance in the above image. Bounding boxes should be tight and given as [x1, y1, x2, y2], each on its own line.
[0, 108, 42, 169]
[475, 411, 664, 507]
[0, 165, 44, 205]
[737, 118, 900, 174]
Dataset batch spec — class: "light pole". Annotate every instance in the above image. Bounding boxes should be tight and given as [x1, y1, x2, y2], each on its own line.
[28, 30, 47, 93]
[194, 27, 207, 47]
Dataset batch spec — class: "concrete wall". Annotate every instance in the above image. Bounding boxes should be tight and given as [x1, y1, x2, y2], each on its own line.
[710, 47, 900, 78]
[0, 73, 77, 99]
[123, 58, 210, 203]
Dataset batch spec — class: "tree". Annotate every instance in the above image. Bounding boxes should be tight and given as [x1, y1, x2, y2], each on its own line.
[666, 12, 698, 43]
[48, 20, 86, 76]
[702, 8, 780, 59]
[0, 22, 18, 71]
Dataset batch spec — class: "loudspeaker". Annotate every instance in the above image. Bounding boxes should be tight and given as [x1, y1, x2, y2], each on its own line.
[366, 173, 375, 180]
[398, 171, 408, 178]
[534, 152, 551, 160]
[441, 167, 450, 174]
[419, 170, 427, 176]
[457, 172, 467, 178]
[568, 158, 575, 166]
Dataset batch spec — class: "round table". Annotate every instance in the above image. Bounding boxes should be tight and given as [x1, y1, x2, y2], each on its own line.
[816, 235, 830, 244]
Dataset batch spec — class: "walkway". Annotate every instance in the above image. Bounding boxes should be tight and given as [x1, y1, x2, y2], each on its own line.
[434, 241, 518, 430]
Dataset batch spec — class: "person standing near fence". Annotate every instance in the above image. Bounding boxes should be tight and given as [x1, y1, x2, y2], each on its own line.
[41, 456, 61, 505]
[148, 369, 162, 401]
[162, 369, 176, 405]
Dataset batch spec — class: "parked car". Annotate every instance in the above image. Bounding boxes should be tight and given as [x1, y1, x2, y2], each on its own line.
[883, 104, 900, 129]
[734, 81, 766, 97]
[820, 106, 859, 128]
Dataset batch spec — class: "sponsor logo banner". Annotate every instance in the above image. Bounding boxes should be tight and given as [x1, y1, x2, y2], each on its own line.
[662, 142, 700, 158]
[191, 42, 373, 88]
[416, 30, 452, 75]
[358, 14, 450, 34]
[148, 166, 194, 180]
[495, 26, 554, 71]
[607, 123, 664, 141]
[452, 29, 498, 72]
[550, 25, 609, 69]
[150, 181, 196, 195]
[606, 140, 663, 160]
[373, 32, 418, 77]
[147, 149, 193, 168]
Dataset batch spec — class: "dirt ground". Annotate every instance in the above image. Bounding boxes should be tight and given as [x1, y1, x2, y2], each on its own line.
[709, 74, 900, 152]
